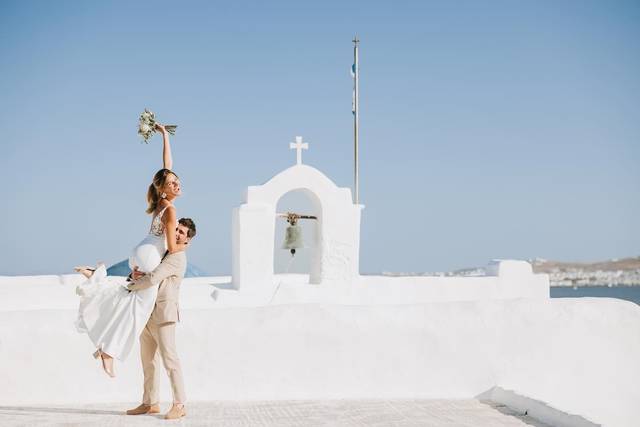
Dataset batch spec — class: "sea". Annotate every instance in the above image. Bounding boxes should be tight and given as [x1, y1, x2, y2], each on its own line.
[551, 286, 640, 305]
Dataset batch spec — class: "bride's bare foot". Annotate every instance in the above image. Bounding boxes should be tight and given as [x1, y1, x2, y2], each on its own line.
[74, 266, 96, 279]
[93, 349, 115, 377]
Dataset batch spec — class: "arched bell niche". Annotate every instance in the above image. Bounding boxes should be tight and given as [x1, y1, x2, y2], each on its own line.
[231, 164, 362, 291]
[273, 188, 321, 277]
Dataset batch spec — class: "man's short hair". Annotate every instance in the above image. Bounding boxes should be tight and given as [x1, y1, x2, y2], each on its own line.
[178, 218, 196, 238]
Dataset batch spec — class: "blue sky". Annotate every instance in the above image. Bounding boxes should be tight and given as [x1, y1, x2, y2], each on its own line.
[1, 0, 638, 275]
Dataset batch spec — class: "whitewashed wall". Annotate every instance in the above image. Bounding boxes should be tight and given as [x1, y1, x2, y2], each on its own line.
[218, 260, 550, 306]
[0, 287, 638, 427]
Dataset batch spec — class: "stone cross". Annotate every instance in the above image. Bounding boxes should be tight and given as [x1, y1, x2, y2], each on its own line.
[289, 136, 308, 165]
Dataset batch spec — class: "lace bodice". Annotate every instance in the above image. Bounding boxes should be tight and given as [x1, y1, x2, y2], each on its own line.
[149, 206, 169, 237]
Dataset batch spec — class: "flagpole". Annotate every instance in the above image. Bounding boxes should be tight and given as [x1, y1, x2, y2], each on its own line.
[353, 36, 360, 204]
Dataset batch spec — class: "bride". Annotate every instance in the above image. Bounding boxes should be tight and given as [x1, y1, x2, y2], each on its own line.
[75, 123, 184, 377]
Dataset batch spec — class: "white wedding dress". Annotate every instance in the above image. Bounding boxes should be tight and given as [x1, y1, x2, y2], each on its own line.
[75, 207, 170, 360]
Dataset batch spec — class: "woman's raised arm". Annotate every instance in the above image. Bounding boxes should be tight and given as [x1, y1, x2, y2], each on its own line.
[156, 123, 173, 170]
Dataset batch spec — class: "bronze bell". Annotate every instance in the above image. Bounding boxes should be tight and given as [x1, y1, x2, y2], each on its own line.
[281, 223, 304, 256]
[278, 211, 317, 257]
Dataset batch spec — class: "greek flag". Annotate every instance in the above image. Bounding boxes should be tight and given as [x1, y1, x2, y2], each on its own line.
[352, 91, 356, 115]
[351, 63, 357, 114]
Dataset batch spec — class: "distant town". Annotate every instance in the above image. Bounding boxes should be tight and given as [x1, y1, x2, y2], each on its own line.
[381, 257, 640, 287]
[531, 257, 640, 287]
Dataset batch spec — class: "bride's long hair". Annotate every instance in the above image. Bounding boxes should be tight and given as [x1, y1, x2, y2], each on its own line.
[146, 168, 178, 214]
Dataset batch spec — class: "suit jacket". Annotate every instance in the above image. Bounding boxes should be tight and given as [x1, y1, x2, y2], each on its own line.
[128, 251, 187, 323]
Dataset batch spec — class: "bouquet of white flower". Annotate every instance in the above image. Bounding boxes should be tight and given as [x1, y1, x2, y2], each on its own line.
[138, 109, 177, 143]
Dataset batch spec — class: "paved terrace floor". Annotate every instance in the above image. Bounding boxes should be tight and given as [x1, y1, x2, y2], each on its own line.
[0, 399, 553, 426]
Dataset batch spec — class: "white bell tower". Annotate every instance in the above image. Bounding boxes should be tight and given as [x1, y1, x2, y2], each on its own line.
[231, 137, 364, 291]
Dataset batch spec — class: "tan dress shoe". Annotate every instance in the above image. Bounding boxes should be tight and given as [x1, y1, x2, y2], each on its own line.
[126, 403, 161, 415]
[164, 404, 186, 420]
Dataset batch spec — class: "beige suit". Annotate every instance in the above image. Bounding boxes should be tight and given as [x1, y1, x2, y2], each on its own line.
[128, 251, 187, 404]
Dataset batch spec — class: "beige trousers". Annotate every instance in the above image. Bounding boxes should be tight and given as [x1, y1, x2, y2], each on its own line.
[140, 321, 186, 404]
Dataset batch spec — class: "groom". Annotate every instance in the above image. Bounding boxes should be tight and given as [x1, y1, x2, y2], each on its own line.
[125, 217, 196, 420]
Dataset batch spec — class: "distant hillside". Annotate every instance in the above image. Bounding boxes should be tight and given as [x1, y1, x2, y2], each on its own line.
[532, 257, 640, 273]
